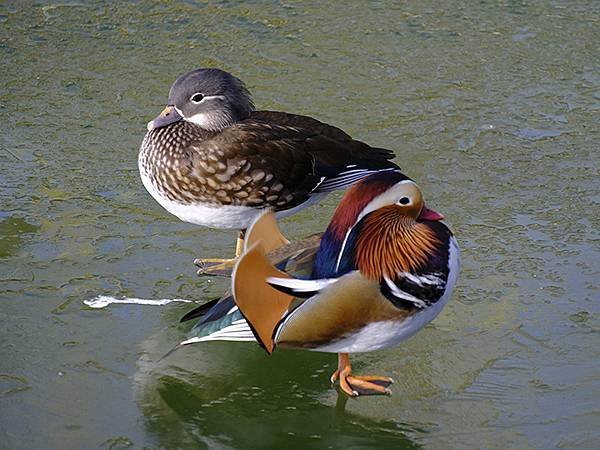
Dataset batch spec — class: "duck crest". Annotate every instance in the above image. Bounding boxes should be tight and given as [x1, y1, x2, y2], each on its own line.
[355, 206, 441, 280]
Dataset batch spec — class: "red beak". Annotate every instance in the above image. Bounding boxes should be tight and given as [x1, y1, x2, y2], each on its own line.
[418, 205, 444, 221]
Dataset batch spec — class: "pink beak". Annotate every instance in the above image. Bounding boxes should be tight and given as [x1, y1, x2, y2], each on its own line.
[418, 205, 444, 221]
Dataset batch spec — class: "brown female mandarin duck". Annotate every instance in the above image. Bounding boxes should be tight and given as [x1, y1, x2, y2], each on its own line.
[138, 68, 399, 273]
[177, 171, 460, 397]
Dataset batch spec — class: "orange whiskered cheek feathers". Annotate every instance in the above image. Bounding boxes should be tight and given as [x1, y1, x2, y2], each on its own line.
[355, 207, 440, 280]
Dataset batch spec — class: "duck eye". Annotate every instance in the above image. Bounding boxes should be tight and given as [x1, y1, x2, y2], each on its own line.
[190, 93, 204, 103]
[398, 197, 410, 205]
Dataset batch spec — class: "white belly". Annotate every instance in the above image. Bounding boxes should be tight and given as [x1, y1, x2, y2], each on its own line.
[139, 158, 327, 229]
[313, 300, 449, 353]
[162, 199, 263, 229]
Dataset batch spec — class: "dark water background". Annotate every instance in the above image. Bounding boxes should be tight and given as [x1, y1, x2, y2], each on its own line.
[1, 1, 599, 448]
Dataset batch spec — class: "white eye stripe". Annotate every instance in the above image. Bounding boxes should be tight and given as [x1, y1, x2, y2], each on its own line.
[356, 180, 416, 222]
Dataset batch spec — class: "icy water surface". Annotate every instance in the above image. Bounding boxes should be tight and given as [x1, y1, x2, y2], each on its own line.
[1, 1, 599, 448]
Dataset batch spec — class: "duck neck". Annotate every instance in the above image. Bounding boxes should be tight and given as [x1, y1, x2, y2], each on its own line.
[146, 121, 208, 155]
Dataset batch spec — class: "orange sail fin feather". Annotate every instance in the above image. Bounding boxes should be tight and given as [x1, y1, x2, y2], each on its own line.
[243, 210, 290, 253]
[355, 206, 441, 279]
[232, 243, 293, 354]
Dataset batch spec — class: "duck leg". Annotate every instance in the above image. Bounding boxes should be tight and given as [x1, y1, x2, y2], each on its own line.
[195, 230, 245, 276]
[235, 231, 245, 257]
[330, 353, 394, 397]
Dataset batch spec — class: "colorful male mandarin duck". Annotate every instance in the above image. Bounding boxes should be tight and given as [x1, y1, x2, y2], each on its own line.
[178, 171, 460, 397]
[138, 68, 399, 274]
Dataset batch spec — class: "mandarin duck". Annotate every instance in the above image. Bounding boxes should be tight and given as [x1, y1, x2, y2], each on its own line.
[138, 68, 399, 275]
[177, 171, 460, 397]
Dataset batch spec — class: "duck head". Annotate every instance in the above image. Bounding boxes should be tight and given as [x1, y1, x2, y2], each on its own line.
[313, 170, 444, 278]
[328, 171, 443, 241]
[147, 68, 255, 132]
[351, 178, 446, 278]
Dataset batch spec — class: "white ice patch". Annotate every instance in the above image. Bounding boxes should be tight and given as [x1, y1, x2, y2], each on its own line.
[84, 295, 192, 309]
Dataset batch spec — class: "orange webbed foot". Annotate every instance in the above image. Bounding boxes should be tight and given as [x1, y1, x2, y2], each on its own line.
[330, 353, 394, 397]
[194, 232, 245, 277]
[194, 257, 237, 276]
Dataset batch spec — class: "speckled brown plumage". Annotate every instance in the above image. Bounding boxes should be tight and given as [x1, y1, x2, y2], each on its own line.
[139, 111, 396, 211]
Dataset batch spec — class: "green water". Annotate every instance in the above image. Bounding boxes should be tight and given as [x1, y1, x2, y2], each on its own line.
[1, 1, 599, 448]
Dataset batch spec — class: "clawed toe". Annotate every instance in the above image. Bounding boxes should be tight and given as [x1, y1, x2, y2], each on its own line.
[330, 353, 394, 397]
[194, 258, 237, 277]
[194, 233, 245, 276]
[350, 375, 394, 387]
[346, 376, 392, 396]
[331, 372, 392, 397]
